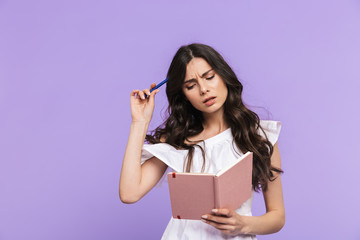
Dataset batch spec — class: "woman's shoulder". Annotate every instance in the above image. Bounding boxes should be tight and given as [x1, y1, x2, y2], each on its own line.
[143, 137, 188, 155]
[258, 120, 282, 145]
[259, 119, 281, 128]
[141, 140, 188, 173]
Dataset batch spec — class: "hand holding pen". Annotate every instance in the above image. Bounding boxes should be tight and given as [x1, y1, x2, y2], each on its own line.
[130, 78, 168, 123]
[149, 78, 168, 94]
[144, 78, 168, 98]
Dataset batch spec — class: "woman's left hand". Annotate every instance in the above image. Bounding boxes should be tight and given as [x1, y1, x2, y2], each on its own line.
[201, 208, 250, 236]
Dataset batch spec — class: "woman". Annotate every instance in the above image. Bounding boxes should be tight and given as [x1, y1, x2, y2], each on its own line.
[119, 43, 285, 239]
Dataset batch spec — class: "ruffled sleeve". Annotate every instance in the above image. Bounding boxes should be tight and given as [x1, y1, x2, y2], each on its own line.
[140, 143, 187, 187]
[259, 120, 282, 146]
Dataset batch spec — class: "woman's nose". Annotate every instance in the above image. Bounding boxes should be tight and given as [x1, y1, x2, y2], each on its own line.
[199, 81, 209, 95]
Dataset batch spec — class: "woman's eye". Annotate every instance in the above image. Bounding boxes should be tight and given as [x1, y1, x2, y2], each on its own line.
[186, 84, 195, 90]
[206, 75, 215, 80]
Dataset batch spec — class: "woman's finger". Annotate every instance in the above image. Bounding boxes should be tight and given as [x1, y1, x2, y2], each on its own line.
[201, 214, 234, 225]
[149, 88, 159, 97]
[201, 218, 235, 231]
[152, 88, 160, 96]
[148, 89, 159, 105]
[131, 90, 141, 100]
[131, 89, 140, 96]
[211, 208, 233, 217]
[150, 82, 156, 90]
[143, 89, 151, 96]
[138, 91, 146, 100]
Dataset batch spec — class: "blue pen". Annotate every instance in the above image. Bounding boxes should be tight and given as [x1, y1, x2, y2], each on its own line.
[150, 78, 168, 93]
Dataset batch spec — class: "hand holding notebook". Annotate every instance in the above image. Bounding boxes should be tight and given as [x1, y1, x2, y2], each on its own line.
[167, 152, 253, 220]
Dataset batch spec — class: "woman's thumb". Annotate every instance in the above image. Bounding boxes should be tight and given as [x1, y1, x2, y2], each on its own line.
[149, 89, 159, 104]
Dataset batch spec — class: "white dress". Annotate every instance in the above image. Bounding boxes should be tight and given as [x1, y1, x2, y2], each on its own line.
[140, 120, 282, 240]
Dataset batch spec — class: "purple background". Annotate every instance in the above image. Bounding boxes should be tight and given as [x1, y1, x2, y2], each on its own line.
[1, 0, 359, 239]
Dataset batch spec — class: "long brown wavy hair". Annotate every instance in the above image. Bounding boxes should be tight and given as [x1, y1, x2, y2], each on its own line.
[146, 43, 283, 192]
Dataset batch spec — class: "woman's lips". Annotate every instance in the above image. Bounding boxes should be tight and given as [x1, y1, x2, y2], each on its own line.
[203, 97, 216, 106]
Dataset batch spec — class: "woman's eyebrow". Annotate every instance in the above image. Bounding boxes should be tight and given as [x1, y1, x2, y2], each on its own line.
[184, 69, 213, 83]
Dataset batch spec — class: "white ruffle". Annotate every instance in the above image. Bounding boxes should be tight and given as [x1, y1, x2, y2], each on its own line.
[140, 143, 188, 187]
[259, 120, 282, 146]
[141, 120, 282, 168]
[140, 120, 281, 188]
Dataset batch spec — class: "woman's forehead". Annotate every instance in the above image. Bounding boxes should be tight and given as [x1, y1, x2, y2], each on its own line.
[185, 58, 212, 77]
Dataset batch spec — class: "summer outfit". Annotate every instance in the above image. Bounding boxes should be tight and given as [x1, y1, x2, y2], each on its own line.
[141, 120, 282, 240]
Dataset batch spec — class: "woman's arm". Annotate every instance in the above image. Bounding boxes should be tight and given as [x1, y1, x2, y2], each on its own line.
[119, 85, 168, 204]
[201, 142, 285, 236]
[241, 142, 285, 234]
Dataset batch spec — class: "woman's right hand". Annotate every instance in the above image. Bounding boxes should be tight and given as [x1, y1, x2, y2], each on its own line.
[130, 82, 160, 123]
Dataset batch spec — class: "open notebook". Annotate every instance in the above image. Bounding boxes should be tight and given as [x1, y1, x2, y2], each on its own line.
[167, 151, 253, 220]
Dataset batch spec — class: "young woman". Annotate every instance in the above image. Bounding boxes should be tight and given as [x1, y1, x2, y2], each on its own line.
[119, 43, 285, 239]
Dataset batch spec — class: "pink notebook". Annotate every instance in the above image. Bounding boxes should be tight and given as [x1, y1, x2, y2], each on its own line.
[167, 152, 253, 220]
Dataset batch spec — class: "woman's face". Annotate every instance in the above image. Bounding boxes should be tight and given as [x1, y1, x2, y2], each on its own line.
[182, 57, 228, 115]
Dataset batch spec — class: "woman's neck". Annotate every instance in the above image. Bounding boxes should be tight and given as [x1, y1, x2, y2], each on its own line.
[202, 109, 229, 133]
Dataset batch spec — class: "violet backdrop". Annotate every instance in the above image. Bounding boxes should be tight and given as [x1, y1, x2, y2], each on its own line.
[1, 0, 359, 239]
